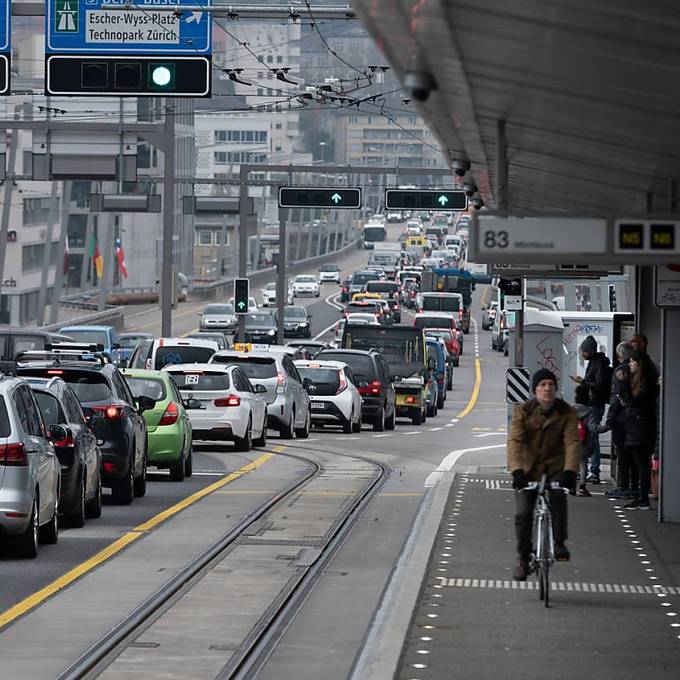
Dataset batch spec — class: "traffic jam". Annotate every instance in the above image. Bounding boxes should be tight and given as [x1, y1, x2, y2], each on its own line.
[0, 211, 476, 559]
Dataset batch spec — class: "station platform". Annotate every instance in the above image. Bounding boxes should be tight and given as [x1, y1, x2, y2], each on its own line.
[396, 469, 680, 680]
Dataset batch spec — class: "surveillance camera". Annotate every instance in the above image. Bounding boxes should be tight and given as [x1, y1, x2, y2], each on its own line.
[452, 159, 470, 177]
[403, 71, 437, 102]
[402, 97, 411, 105]
[463, 182, 477, 197]
[473, 197, 484, 210]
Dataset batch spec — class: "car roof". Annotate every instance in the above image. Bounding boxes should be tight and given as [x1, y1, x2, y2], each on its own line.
[212, 350, 276, 361]
[119, 331, 153, 338]
[59, 325, 113, 332]
[121, 368, 172, 381]
[295, 359, 347, 370]
[318, 348, 376, 357]
[153, 337, 219, 349]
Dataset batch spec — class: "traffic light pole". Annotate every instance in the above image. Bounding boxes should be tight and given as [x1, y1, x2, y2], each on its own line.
[161, 103, 175, 338]
[276, 202, 287, 345]
[237, 164, 249, 344]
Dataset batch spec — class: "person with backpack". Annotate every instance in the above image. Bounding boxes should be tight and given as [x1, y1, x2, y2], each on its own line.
[573, 383, 595, 497]
[571, 335, 612, 484]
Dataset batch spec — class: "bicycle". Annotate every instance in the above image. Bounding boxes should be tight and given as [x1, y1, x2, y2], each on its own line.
[521, 474, 568, 607]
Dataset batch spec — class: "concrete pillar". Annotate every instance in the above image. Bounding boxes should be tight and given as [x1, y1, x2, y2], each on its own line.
[660, 309, 680, 522]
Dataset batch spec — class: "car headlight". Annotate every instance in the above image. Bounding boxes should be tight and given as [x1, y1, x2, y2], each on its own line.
[268, 329, 276, 336]
[298, 322, 308, 328]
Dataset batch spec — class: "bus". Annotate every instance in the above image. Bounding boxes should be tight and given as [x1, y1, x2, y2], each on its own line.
[363, 221, 387, 249]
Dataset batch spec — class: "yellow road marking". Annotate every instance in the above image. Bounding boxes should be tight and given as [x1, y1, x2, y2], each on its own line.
[0, 449, 280, 630]
[472, 427, 491, 432]
[457, 357, 482, 419]
[180, 327, 199, 338]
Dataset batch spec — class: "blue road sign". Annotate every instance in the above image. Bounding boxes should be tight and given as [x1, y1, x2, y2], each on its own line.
[0, 0, 10, 54]
[46, 0, 211, 55]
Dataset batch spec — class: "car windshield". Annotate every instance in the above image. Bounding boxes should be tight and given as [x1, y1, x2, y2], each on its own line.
[351, 272, 377, 285]
[284, 307, 306, 319]
[296, 276, 316, 283]
[296, 367, 340, 396]
[125, 377, 166, 402]
[0, 397, 10, 436]
[118, 335, 149, 349]
[319, 264, 339, 271]
[155, 346, 216, 369]
[168, 371, 231, 391]
[425, 329, 453, 342]
[46, 371, 113, 403]
[422, 296, 460, 312]
[366, 281, 399, 294]
[342, 328, 424, 377]
[203, 304, 234, 315]
[245, 314, 275, 327]
[62, 329, 109, 346]
[415, 316, 451, 330]
[264, 283, 276, 291]
[188, 334, 226, 349]
[318, 352, 375, 382]
[212, 357, 277, 379]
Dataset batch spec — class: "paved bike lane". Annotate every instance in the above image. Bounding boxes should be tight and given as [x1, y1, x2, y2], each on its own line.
[396, 468, 680, 679]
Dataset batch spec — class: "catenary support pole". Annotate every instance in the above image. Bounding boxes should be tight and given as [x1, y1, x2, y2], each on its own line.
[36, 182, 60, 325]
[80, 213, 94, 291]
[160, 102, 175, 337]
[0, 126, 18, 304]
[95, 210, 114, 315]
[237, 164, 249, 343]
[276, 202, 287, 345]
[50, 181, 72, 324]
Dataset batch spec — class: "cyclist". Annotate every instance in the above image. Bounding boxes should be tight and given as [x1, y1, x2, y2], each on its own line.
[507, 369, 583, 581]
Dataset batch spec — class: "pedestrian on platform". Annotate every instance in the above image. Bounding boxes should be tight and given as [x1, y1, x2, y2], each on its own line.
[621, 351, 659, 510]
[572, 383, 595, 497]
[508, 369, 583, 581]
[601, 342, 638, 499]
[571, 335, 611, 484]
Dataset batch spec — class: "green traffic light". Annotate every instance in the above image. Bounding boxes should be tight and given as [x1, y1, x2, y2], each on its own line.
[150, 63, 175, 89]
[331, 192, 342, 204]
[437, 194, 449, 206]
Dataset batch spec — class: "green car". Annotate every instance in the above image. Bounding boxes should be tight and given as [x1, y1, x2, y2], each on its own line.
[122, 369, 193, 481]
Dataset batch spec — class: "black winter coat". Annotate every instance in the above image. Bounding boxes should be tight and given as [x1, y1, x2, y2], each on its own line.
[623, 383, 659, 449]
[582, 352, 611, 407]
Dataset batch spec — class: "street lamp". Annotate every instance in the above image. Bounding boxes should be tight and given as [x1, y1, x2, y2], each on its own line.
[319, 141, 326, 163]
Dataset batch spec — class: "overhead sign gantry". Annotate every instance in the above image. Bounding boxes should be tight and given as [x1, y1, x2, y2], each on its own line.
[384, 189, 467, 211]
[45, 0, 211, 96]
[0, 0, 10, 94]
[278, 187, 362, 209]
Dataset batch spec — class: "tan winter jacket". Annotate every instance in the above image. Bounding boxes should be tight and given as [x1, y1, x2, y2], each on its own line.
[507, 398, 583, 480]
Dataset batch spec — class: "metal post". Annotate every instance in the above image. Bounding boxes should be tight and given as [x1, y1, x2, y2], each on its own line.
[36, 181, 60, 325]
[219, 214, 228, 279]
[0, 126, 18, 295]
[96, 212, 115, 314]
[49, 181, 72, 324]
[237, 164, 249, 343]
[161, 102, 175, 337]
[276, 203, 287, 345]
[80, 214, 95, 291]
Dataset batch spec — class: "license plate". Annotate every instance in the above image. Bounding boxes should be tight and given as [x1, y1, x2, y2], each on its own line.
[311, 402, 326, 410]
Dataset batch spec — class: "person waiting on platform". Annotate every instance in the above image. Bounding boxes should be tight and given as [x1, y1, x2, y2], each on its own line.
[508, 369, 583, 581]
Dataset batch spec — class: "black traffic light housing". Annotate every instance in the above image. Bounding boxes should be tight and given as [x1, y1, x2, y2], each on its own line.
[498, 277, 522, 296]
[0, 54, 10, 95]
[45, 55, 210, 96]
[234, 278, 250, 315]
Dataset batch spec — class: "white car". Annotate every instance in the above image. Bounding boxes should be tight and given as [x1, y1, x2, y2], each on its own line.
[294, 360, 363, 433]
[292, 275, 320, 297]
[261, 282, 293, 307]
[318, 264, 341, 284]
[163, 364, 268, 451]
[346, 312, 381, 326]
[228, 296, 258, 313]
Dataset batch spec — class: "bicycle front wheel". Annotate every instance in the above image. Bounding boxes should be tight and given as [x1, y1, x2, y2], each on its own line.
[541, 517, 552, 607]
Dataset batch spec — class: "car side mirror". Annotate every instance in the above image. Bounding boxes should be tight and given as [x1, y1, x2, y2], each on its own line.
[428, 357, 437, 370]
[136, 395, 156, 413]
[302, 377, 315, 392]
[184, 397, 202, 410]
[255, 383, 267, 394]
[358, 380, 369, 389]
[117, 359, 128, 369]
[49, 424, 69, 443]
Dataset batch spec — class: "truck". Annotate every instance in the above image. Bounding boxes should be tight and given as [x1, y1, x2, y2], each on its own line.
[341, 324, 431, 425]
[368, 242, 402, 275]
[420, 267, 475, 334]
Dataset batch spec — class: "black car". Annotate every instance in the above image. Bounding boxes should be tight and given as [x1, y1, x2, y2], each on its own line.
[278, 306, 312, 338]
[27, 377, 103, 526]
[316, 349, 396, 431]
[244, 312, 278, 344]
[340, 276, 352, 302]
[17, 352, 151, 505]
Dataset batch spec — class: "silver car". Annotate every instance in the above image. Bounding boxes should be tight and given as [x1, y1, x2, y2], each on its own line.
[199, 303, 237, 333]
[0, 376, 61, 557]
[209, 349, 311, 439]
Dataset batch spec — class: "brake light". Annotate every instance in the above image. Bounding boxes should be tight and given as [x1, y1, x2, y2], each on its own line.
[47, 369, 63, 375]
[458, 310, 463, 321]
[0, 442, 28, 466]
[214, 395, 241, 407]
[276, 372, 286, 394]
[159, 402, 179, 426]
[405, 395, 417, 405]
[103, 461, 117, 474]
[337, 371, 348, 395]
[53, 432, 75, 448]
[369, 380, 382, 395]
[105, 405, 123, 420]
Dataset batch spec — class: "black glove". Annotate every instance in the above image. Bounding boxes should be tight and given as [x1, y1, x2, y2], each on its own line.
[559, 470, 577, 491]
[511, 469, 528, 490]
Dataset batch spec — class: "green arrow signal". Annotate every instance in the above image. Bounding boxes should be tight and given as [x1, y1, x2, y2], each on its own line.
[331, 192, 342, 204]
[237, 301, 247, 310]
[437, 194, 449, 206]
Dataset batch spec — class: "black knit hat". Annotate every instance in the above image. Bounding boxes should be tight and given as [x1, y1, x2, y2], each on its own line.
[532, 368, 558, 392]
[580, 335, 597, 355]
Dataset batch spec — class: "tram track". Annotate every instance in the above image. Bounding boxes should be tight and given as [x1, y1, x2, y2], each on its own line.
[57, 446, 390, 680]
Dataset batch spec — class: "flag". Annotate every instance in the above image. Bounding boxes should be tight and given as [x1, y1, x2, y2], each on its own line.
[89, 233, 104, 279]
[115, 238, 128, 279]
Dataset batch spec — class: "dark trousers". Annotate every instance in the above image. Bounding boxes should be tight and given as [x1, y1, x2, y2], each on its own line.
[627, 446, 653, 504]
[515, 482, 568, 559]
[618, 446, 639, 493]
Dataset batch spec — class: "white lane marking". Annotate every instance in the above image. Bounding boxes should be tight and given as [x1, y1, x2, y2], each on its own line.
[439, 578, 677, 594]
[444, 423, 455, 428]
[424, 444, 506, 487]
[404, 431, 421, 435]
[373, 434, 392, 438]
[313, 292, 343, 341]
[429, 427, 443, 431]
[474, 432, 506, 438]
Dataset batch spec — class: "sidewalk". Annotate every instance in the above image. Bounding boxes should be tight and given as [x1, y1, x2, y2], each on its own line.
[396, 468, 680, 680]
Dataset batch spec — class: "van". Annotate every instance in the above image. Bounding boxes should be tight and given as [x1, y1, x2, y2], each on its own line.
[0, 327, 54, 362]
[128, 337, 219, 371]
